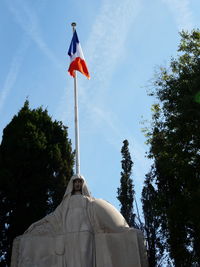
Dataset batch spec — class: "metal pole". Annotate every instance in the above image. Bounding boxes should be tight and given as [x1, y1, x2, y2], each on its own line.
[71, 22, 80, 175]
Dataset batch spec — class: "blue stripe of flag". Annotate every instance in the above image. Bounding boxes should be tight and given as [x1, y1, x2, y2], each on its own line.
[68, 30, 79, 56]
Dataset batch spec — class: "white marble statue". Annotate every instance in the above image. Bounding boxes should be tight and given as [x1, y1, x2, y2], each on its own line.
[11, 175, 148, 267]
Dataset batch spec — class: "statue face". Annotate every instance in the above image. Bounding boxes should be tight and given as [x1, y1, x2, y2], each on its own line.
[73, 178, 83, 193]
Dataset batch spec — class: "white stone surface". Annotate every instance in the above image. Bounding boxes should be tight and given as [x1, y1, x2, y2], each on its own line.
[11, 175, 148, 267]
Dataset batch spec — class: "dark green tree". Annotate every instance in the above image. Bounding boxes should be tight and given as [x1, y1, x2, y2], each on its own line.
[117, 139, 135, 226]
[142, 168, 168, 267]
[143, 29, 200, 266]
[0, 100, 74, 266]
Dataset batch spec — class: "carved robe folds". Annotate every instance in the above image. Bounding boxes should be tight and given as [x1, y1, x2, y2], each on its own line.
[11, 196, 147, 267]
[11, 174, 148, 267]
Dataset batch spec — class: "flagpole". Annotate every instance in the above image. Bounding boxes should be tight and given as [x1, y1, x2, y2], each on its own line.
[71, 22, 80, 175]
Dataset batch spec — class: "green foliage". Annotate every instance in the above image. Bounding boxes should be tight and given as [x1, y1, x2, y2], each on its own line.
[142, 168, 171, 267]
[0, 101, 74, 265]
[142, 29, 200, 266]
[117, 140, 135, 226]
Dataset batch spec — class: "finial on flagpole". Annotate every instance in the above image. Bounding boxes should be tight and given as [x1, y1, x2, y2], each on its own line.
[71, 22, 76, 32]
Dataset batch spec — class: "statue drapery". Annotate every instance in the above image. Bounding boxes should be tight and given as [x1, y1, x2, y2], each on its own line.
[11, 175, 148, 267]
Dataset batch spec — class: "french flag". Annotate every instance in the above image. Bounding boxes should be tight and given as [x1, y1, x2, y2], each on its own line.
[68, 30, 90, 79]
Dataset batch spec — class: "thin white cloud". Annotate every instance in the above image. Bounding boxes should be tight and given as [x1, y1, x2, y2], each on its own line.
[1, 0, 64, 113]
[162, 0, 194, 30]
[0, 38, 29, 112]
[82, 0, 145, 157]
[84, 0, 141, 96]
[6, 0, 63, 70]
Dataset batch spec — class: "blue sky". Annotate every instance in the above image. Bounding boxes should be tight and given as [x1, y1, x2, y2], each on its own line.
[0, 0, 200, 213]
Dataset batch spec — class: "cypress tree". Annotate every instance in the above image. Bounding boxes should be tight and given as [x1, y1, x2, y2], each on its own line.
[117, 139, 135, 226]
[0, 100, 74, 266]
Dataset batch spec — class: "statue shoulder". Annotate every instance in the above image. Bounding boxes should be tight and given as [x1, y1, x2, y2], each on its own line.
[92, 198, 129, 232]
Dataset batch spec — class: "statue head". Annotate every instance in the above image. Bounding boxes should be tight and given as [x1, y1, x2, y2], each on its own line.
[72, 178, 83, 194]
[63, 174, 91, 198]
